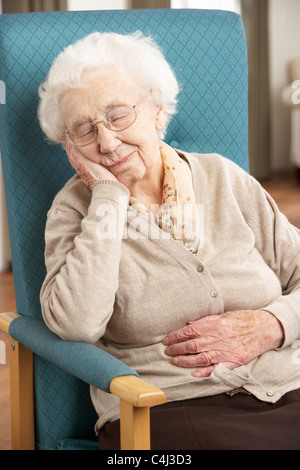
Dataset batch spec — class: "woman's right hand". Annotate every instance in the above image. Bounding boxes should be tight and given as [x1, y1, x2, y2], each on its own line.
[66, 141, 118, 190]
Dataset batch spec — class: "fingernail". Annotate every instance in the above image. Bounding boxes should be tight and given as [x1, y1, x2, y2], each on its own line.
[192, 371, 201, 377]
[171, 357, 178, 365]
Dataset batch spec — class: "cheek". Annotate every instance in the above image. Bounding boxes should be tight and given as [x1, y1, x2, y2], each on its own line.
[127, 129, 158, 159]
[78, 145, 102, 163]
[127, 112, 159, 143]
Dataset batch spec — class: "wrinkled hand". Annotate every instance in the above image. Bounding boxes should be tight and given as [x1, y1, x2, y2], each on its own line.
[66, 141, 118, 190]
[162, 310, 284, 377]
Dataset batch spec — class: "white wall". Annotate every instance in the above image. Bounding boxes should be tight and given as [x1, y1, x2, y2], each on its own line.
[171, 0, 241, 14]
[268, 0, 300, 171]
[67, 0, 128, 10]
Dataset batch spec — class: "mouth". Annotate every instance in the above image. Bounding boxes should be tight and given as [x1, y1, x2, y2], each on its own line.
[107, 152, 134, 169]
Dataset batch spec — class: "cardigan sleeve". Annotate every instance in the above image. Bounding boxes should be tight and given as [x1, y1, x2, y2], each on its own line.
[245, 175, 300, 348]
[40, 179, 130, 343]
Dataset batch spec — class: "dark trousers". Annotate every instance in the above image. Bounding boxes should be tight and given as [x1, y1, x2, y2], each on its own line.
[99, 388, 300, 450]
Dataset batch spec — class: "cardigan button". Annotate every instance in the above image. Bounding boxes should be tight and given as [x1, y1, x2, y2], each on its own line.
[196, 265, 204, 273]
[210, 290, 217, 298]
[267, 390, 274, 397]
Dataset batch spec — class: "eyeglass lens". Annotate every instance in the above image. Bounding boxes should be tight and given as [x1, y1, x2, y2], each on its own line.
[66, 105, 137, 146]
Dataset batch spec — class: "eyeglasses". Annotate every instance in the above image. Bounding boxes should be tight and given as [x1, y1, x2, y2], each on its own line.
[63, 95, 148, 147]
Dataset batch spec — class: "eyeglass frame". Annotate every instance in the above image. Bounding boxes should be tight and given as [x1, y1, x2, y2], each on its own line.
[63, 94, 150, 147]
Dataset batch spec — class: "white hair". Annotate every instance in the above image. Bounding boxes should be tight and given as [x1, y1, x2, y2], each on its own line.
[38, 31, 180, 143]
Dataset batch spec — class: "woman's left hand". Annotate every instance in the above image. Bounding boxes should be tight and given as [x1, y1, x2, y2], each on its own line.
[162, 310, 284, 377]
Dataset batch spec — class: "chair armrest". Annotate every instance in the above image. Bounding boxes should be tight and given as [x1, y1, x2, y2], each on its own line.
[6, 314, 141, 393]
[110, 375, 166, 407]
[1, 313, 166, 450]
[1, 314, 167, 405]
[0, 312, 21, 334]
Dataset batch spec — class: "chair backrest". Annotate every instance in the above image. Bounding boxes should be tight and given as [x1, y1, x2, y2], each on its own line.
[0, 8, 248, 449]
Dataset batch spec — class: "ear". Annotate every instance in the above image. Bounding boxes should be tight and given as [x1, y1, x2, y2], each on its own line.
[155, 106, 167, 131]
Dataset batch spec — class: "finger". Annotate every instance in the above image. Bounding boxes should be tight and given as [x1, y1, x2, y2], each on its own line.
[165, 337, 209, 356]
[171, 351, 215, 368]
[162, 323, 204, 346]
[65, 142, 80, 169]
[188, 315, 220, 325]
[192, 361, 238, 378]
[65, 140, 75, 159]
[192, 366, 215, 378]
[65, 146, 94, 178]
[162, 315, 223, 347]
[170, 349, 244, 369]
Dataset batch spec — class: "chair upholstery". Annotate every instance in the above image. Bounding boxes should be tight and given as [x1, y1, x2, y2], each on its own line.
[0, 8, 248, 450]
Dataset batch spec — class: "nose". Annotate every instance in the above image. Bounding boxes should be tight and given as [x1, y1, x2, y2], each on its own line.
[95, 122, 121, 154]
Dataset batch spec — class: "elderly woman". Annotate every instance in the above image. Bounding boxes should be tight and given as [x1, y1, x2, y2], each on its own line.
[38, 31, 300, 450]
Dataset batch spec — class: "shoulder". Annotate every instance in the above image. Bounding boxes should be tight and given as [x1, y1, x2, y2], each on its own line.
[178, 150, 248, 179]
[177, 149, 256, 189]
[176, 149, 264, 209]
[50, 174, 91, 216]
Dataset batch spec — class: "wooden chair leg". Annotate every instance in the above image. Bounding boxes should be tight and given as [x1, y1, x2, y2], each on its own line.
[120, 400, 150, 450]
[110, 375, 167, 451]
[9, 339, 35, 450]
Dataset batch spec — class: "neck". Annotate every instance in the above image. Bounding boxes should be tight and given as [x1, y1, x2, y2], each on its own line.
[131, 161, 164, 212]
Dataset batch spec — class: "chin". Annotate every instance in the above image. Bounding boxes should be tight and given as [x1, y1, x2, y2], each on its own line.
[119, 170, 145, 188]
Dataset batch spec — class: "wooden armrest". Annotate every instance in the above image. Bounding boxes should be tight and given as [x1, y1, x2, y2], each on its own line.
[110, 375, 166, 450]
[110, 374, 166, 407]
[0, 312, 21, 334]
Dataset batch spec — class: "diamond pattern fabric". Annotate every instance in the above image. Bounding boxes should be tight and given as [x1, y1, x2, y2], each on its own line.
[0, 8, 249, 450]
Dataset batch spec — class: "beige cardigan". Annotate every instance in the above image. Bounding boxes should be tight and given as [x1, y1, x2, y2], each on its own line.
[40, 150, 300, 434]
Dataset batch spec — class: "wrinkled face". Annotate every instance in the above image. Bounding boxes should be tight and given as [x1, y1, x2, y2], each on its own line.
[60, 67, 167, 189]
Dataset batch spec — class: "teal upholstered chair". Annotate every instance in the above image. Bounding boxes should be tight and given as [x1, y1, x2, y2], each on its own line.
[0, 8, 248, 450]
